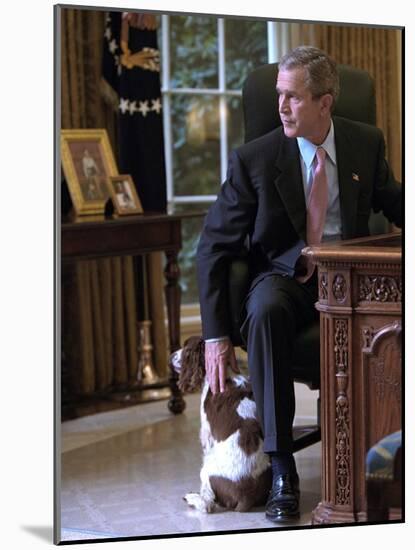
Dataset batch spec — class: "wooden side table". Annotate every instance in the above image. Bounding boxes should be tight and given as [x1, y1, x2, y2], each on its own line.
[61, 212, 186, 414]
[303, 233, 402, 524]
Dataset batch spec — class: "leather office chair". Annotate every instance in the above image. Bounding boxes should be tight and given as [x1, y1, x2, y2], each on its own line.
[228, 63, 387, 453]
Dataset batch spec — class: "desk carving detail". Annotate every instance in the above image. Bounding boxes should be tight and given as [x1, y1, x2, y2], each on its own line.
[362, 326, 374, 348]
[319, 272, 328, 300]
[372, 358, 401, 403]
[359, 275, 401, 303]
[334, 318, 351, 505]
[333, 274, 347, 303]
[362, 321, 402, 403]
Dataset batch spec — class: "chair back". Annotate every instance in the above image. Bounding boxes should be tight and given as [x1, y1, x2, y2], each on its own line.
[242, 62, 377, 143]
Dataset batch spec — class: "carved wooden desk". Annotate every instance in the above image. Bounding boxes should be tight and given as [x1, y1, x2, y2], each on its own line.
[303, 233, 402, 524]
[61, 213, 185, 413]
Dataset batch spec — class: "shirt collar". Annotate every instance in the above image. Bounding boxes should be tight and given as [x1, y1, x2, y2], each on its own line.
[297, 119, 336, 169]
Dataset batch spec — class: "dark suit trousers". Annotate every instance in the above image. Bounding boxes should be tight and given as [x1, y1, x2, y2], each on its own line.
[240, 273, 318, 454]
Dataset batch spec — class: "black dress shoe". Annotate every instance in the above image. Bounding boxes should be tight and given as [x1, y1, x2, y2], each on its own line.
[265, 473, 300, 523]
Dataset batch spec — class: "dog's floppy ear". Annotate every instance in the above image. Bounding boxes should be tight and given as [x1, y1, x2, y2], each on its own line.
[178, 336, 206, 393]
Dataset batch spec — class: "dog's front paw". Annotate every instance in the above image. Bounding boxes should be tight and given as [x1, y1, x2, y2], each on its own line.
[184, 492, 213, 513]
[184, 492, 201, 508]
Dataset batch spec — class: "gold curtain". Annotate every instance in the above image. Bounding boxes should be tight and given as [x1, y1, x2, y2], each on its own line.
[61, 8, 168, 397]
[290, 23, 402, 181]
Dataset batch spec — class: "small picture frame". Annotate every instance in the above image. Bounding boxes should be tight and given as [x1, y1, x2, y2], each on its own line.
[109, 175, 143, 216]
[60, 129, 118, 216]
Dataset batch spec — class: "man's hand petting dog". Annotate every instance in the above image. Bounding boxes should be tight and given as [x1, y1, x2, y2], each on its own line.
[205, 339, 240, 394]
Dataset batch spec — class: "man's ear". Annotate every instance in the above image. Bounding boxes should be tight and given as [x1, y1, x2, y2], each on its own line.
[320, 93, 334, 115]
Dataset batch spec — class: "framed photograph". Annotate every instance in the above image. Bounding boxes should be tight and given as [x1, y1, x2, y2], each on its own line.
[109, 175, 143, 215]
[60, 128, 118, 216]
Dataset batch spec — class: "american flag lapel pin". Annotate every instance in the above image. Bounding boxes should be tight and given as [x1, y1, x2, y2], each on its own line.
[352, 172, 360, 182]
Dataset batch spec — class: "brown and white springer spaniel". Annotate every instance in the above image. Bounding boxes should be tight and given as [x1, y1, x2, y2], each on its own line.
[170, 336, 271, 513]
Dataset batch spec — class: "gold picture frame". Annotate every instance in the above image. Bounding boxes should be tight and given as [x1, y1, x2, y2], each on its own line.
[109, 175, 144, 216]
[60, 129, 118, 216]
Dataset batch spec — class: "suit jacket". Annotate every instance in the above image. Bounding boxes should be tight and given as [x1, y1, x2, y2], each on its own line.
[197, 116, 402, 340]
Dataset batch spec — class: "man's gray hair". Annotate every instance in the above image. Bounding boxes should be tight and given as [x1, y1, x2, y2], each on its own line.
[279, 46, 340, 106]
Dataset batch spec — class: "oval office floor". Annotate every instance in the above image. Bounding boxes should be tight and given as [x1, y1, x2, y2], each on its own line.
[60, 362, 321, 541]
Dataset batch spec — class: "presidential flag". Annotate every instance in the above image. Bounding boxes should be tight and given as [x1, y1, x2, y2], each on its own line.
[102, 11, 167, 213]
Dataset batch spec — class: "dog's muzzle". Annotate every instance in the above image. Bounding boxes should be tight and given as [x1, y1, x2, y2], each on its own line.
[170, 348, 183, 373]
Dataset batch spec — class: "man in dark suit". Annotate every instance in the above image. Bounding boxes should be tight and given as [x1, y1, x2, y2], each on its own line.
[196, 46, 402, 523]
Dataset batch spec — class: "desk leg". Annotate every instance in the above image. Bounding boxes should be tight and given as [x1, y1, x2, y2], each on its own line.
[164, 250, 186, 414]
[312, 313, 357, 525]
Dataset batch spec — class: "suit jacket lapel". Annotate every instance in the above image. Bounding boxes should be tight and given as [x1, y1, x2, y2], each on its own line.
[333, 117, 360, 239]
[274, 136, 307, 242]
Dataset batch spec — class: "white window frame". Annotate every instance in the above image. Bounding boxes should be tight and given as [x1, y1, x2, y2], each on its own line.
[160, 16, 290, 324]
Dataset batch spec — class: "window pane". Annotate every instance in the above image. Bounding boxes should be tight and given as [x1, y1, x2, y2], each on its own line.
[172, 94, 221, 196]
[225, 18, 268, 90]
[170, 15, 218, 89]
[172, 204, 211, 305]
[227, 96, 245, 152]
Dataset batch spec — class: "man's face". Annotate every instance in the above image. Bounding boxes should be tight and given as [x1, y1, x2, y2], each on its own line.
[276, 67, 331, 144]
